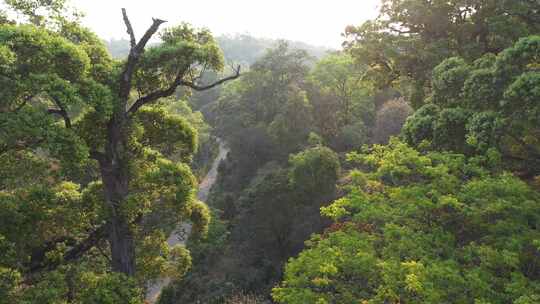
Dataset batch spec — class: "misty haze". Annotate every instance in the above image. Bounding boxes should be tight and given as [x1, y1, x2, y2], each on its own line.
[1, 1, 540, 303]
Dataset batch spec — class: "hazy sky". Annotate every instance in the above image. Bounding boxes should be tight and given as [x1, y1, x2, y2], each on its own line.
[71, 0, 380, 48]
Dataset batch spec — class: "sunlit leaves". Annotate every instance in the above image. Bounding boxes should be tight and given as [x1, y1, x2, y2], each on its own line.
[275, 141, 540, 304]
[142, 157, 197, 209]
[273, 230, 379, 304]
[78, 272, 142, 304]
[0, 265, 20, 302]
[135, 106, 197, 161]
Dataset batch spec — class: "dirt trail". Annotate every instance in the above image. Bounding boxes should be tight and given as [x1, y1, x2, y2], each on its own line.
[145, 139, 229, 303]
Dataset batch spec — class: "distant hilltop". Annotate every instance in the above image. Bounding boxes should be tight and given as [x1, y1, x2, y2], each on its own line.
[104, 34, 333, 63]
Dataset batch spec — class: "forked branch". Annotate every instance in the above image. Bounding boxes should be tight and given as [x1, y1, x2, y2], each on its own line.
[126, 65, 241, 115]
[47, 108, 72, 128]
[28, 224, 108, 274]
[119, 9, 167, 106]
[180, 65, 241, 91]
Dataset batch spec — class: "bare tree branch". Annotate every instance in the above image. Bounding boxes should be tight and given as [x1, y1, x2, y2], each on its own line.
[126, 72, 185, 116]
[126, 65, 241, 116]
[118, 9, 167, 110]
[47, 108, 71, 128]
[179, 65, 241, 91]
[46, 95, 73, 128]
[89, 150, 106, 162]
[28, 224, 109, 274]
[96, 242, 112, 263]
[121, 8, 136, 48]
[388, 26, 414, 35]
[195, 63, 209, 83]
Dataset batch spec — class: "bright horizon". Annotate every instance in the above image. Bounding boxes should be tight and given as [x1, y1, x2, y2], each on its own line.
[72, 0, 380, 48]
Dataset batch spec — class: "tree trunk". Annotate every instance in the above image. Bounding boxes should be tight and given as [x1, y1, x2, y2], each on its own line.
[108, 211, 135, 275]
[99, 117, 136, 276]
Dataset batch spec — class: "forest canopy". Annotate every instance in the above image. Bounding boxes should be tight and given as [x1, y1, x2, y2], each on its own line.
[0, 0, 539, 303]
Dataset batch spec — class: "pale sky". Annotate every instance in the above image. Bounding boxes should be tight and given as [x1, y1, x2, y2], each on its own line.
[71, 0, 380, 48]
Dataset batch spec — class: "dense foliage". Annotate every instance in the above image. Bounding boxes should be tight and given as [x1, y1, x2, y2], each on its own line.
[273, 140, 540, 304]
[402, 36, 540, 177]
[271, 1, 540, 303]
[160, 43, 371, 303]
[1, 0, 539, 303]
[345, 0, 540, 108]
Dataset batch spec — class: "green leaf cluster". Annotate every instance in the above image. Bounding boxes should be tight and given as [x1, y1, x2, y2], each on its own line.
[402, 36, 540, 175]
[274, 140, 540, 304]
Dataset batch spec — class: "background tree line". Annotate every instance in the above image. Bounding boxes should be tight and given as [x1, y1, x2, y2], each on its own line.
[161, 0, 540, 303]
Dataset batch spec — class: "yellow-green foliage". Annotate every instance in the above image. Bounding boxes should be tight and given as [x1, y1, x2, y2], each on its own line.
[188, 200, 211, 239]
[78, 272, 142, 304]
[135, 106, 197, 161]
[136, 231, 192, 283]
[274, 140, 540, 304]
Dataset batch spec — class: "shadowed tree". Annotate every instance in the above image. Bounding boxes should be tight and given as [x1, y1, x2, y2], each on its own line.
[373, 97, 413, 144]
[344, 0, 540, 108]
[401, 36, 540, 177]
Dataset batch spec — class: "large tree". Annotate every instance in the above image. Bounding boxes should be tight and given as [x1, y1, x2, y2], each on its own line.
[345, 0, 540, 108]
[402, 36, 540, 177]
[0, 2, 239, 300]
[307, 53, 374, 151]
